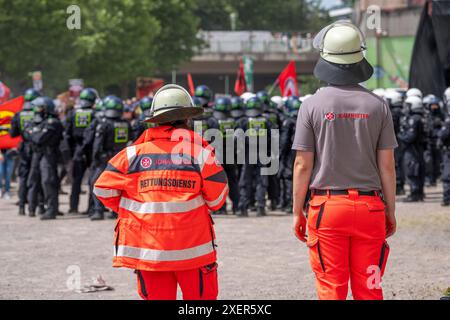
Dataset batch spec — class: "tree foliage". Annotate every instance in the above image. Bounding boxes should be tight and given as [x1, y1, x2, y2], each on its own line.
[0, 0, 200, 96]
[0, 0, 328, 96]
[196, 0, 330, 32]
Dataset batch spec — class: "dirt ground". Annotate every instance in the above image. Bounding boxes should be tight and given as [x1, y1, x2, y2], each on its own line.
[0, 182, 448, 300]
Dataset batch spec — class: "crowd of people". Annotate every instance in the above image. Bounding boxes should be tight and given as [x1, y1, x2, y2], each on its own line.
[373, 87, 450, 205]
[1, 84, 449, 221]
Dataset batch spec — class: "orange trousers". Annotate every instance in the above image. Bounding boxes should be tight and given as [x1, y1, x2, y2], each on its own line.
[135, 263, 218, 300]
[306, 190, 389, 300]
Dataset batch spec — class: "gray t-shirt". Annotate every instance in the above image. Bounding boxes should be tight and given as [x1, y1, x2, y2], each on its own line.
[292, 85, 398, 191]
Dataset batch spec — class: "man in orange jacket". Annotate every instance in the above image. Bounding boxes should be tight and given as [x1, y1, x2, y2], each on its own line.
[94, 84, 228, 300]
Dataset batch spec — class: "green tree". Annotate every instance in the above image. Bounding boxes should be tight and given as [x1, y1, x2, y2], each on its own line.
[76, 0, 201, 97]
[0, 0, 80, 95]
[195, 0, 330, 32]
[76, 0, 161, 96]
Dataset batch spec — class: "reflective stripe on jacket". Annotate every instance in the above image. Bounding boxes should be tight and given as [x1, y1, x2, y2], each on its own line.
[94, 126, 228, 271]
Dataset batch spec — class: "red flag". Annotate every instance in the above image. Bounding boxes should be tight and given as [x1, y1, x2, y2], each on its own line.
[234, 59, 247, 96]
[277, 61, 299, 97]
[187, 73, 195, 96]
[0, 81, 11, 104]
[0, 96, 24, 149]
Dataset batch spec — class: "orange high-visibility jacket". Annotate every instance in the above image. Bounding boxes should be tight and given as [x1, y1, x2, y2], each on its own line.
[94, 126, 229, 272]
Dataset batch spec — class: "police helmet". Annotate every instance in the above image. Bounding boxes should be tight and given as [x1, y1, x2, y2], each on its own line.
[139, 97, 153, 117]
[103, 96, 124, 119]
[194, 85, 213, 103]
[240, 92, 255, 103]
[372, 88, 385, 98]
[24, 88, 41, 102]
[444, 87, 450, 104]
[384, 90, 403, 108]
[245, 96, 262, 117]
[285, 96, 302, 116]
[79, 88, 98, 108]
[404, 96, 423, 114]
[270, 96, 283, 109]
[213, 97, 231, 112]
[31, 97, 56, 123]
[406, 88, 423, 99]
[256, 90, 270, 105]
[230, 97, 244, 110]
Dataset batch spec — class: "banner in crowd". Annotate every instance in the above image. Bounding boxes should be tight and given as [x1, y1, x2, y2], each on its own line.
[136, 77, 164, 99]
[0, 81, 11, 104]
[234, 58, 247, 95]
[243, 55, 254, 92]
[277, 60, 299, 97]
[0, 96, 24, 149]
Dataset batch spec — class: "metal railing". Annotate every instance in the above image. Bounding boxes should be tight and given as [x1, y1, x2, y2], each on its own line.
[196, 31, 314, 54]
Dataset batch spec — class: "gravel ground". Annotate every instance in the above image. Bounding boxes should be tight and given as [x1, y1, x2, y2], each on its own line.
[0, 183, 448, 300]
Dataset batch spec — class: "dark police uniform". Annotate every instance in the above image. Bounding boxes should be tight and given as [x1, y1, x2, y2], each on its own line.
[64, 107, 94, 212]
[91, 117, 131, 219]
[438, 115, 450, 205]
[208, 110, 240, 214]
[9, 109, 34, 213]
[237, 113, 271, 216]
[24, 116, 64, 219]
[390, 104, 406, 194]
[398, 112, 426, 201]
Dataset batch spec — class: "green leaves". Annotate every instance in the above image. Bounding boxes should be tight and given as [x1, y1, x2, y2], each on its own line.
[0, 0, 200, 96]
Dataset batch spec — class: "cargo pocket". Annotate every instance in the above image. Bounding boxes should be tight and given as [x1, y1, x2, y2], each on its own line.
[366, 202, 386, 213]
[378, 241, 390, 277]
[199, 262, 218, 300]
[135, 270, 148, 300]
[307, 236, 326, 273]
[307, 198, 327, 230]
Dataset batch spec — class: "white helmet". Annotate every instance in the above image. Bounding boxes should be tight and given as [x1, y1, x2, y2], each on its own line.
[384, 90, 403, 107]
[145, 84, 202, 123]
[405, 96, 423, 113]
[240, 92, 255, 103]
[443, 87, 450, 104]
[270, 96, 283, 108]
[406, 88, 423, 99]
[372, 88, 385, 97]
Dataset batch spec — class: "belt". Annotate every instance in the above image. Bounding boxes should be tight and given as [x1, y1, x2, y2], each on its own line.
[313, 189, 380, 197]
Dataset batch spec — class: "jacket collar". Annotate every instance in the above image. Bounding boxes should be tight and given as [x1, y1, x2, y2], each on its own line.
[133, 125, 210, 149]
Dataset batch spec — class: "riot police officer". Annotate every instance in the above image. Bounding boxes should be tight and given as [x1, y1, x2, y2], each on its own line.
[259, 91, 281, 210]
[208, 97, 239, 214]
[91, 96, 131, 220]
[279, 96, 301, 213]
[9, 88, 40, 215]
[64, 88, 96, 214]
[423, 95, 444, 187]
[230, 96, 245, 121]
[398, 96, 426, 202]
[24, 97, 64, 220]
[132, 97, 155, 141]
[237, 96, 271, 217]
[76, 96, 109, 216]
[192, 85, 214, 135]
[439, 89, 450, 206]
[384, 89, 406, 195]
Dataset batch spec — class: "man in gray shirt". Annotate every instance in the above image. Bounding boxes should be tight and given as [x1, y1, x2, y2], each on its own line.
[291, 22, 397, 300]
